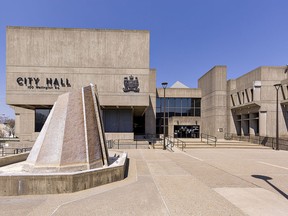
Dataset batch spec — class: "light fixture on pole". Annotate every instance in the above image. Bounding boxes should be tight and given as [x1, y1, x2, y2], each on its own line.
[274, 83, 281, 150]
[161, 82, 168, 150]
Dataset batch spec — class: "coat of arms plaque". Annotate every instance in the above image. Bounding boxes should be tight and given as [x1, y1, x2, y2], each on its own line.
[123, 75, 140, 92]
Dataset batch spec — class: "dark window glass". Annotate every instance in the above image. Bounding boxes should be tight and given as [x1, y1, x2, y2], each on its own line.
[35, 109, 51, 132]
[182, 107, 190, 116]
[189, 108, 195, 116]
[191, 99, 195, 107]
[195, 108, 201, 116]
[103, 109, 133, 132]
[175, 98, 181, 107]
[168, 107, 175, 114]
[175, 107, 181, 116]
[195, 99, 201, 107]
[182, 98, 188, 107]
[187, 98, 192, 107]
[156, 97, 202, 133]
[156, 98, 161, 108]
[168, 98, 175, 107]
[156, 112, 163, 118]
[164, 118, 168, 126]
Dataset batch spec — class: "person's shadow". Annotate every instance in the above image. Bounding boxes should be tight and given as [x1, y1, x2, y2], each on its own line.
[251, 175, 288, 200]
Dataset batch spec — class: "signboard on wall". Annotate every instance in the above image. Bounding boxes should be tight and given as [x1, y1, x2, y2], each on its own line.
[16, 77, 71, 90]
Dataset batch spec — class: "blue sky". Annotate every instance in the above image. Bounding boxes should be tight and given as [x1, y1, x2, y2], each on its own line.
[1, 0, 288, 118]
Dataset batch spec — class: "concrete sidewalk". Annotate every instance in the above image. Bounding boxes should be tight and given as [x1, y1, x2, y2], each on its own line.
[0, 148, 288, 215]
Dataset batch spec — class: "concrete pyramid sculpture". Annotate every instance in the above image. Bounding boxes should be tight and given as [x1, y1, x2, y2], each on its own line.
[25, 84, 109, 172]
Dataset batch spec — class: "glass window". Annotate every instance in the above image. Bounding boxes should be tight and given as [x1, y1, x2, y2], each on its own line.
[35, 109, 51, 132]
[189, 108, 195, 116]
[168, 98, 175, 107]
[156, 96, 202, 134]
[103, 109, 133, 132]
[187, 98, 192, 107]
[168, 107, 175, 114]
[182, 107, 190, 116]
[156, 113, 163, 118]
[191, 99, 195, 107]
[175, 98, 181, 107]
[195, 99, 201, 107]
[195, 108, 201, 116]
[175, 107, 181, 116]
[182, 98, 188, 107]
[156, 98, 161, 108]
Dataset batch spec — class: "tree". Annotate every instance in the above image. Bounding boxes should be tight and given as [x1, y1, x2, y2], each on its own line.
[0, 130, 4, 138]
[4, 118, 15, 137]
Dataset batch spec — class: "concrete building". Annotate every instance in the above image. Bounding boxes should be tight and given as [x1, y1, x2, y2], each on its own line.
[5, 26, 288, 147]
[6, 26, 155, 144]
[156, 65, 288, 142]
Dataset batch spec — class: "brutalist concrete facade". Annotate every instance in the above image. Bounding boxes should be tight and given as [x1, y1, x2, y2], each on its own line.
[197, 65, 288, 140]
[198, 66, 227, 139]
[6, 26, 156, 144]
[227, 66, 288, 138]
[5, 26, 288, 143]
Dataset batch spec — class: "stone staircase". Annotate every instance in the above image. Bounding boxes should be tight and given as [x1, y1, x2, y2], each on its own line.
[181, 138, 270, 149]
[151, 138, 270, 150]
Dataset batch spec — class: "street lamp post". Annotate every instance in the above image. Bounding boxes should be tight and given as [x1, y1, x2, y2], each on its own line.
[162, 82, 168, 150]
[274, 83, 281, 150]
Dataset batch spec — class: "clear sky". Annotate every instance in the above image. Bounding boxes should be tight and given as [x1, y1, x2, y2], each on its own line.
[1, 0, 288, 118]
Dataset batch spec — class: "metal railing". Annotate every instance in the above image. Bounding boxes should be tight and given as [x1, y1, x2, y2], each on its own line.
[106, 139, 150, 149]
[165, 136, 174, 151]
[201, 133, 217, 147]
[106, 134, 188, 151]
[0, 146, 31, 157]
[224, 133, 288, 151]
[166, 135, 186, 151]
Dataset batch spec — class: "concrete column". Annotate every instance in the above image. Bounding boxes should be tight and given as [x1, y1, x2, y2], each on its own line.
[259, 111, 267, 136]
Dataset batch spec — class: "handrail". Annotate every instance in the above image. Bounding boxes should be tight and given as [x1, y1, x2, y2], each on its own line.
[106, 139, 150, 149]
[0, 146, 31, 157]
[166, 135, 186, 151]
[165, 136, 174, 151]
[201, 133, 217, 147]
[224, 133, 288, 151]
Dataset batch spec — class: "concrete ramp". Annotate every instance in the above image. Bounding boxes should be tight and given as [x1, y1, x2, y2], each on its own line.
[25, 84, 109, 172]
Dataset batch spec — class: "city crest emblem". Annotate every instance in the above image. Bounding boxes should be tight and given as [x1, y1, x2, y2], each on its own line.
[123, 75, 140, 92]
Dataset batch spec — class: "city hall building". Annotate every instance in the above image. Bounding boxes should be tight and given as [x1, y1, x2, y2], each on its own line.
[6, 26, 288, 146]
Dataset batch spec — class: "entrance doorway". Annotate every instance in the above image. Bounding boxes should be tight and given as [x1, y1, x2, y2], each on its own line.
[174, 125, 200, 138]
[133, 115, 145, 135]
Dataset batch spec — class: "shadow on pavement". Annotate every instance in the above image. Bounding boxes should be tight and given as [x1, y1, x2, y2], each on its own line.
[252, 174, 288, 200]
[124, 158, 130, 178]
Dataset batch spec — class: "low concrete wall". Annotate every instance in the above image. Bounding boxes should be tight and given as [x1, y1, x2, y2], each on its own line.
[0, 154, 128, 196]
[226, 134, 288, 151]
[0, 152, 29, 167]
[105, 133, 134, 140]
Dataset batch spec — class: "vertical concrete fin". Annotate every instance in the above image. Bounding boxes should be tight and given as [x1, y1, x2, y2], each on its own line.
[82, 87, 90, 168]
[90, 83, 109, 166]
[82, 85, 104, 169]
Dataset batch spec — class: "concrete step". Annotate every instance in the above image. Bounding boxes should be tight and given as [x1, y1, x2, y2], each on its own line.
[151, 139, 270, 150]
[182, 142, 270, 149]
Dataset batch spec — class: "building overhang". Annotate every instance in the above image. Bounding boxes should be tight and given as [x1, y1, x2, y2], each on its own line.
[101, 105, 147, 116]
[280, 99, 288, 106]
[230, 102, 260, 111]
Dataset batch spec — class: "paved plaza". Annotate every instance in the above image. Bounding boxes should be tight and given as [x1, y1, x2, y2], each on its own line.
[0, 147, 288, 216]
